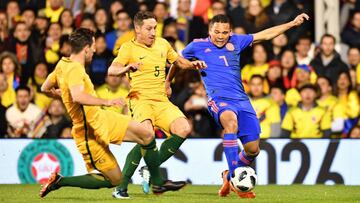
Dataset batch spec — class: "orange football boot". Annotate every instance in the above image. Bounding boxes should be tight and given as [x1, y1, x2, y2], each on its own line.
[218, 170, 230, 197]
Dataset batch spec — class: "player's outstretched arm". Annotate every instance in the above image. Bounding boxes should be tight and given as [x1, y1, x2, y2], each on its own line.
[173, 56, 207, 70]
[108, 62, 141, 76]
[252, 13, 309, 43]
[69, 85, 125, 107]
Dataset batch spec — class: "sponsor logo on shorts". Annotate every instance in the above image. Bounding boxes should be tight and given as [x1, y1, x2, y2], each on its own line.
[17, 140, 74, 184]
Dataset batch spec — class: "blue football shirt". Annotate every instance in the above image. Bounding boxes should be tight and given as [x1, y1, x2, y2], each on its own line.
[182, 34, 253, 101]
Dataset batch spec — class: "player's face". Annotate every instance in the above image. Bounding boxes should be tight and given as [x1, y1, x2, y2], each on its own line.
[209, 22, 231, 47]
[270, 88, 284, 104]
[85, 37, 96, 63]
[300, 88, 316, 105]
[249, 77, 264, 98]
[136, 18, 157, 47]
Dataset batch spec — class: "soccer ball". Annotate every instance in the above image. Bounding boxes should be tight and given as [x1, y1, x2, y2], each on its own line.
[230, 166, 257, 192]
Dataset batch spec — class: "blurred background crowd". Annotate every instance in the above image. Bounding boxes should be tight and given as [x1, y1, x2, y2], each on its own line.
[0, 0, 360, 139]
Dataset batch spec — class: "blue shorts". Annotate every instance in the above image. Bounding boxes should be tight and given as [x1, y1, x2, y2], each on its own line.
[208, 98, 260, 144]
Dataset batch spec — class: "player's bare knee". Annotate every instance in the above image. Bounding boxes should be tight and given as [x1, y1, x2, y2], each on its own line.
[171, 118, 191, 138]
[245, 146, 260, 157]
[223, 119, 238, 134]
[109, 176, 122, 186]
[140, 129, 154, 145]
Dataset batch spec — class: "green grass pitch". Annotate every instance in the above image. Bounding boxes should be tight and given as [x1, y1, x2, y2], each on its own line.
[0, 184, 359, 203]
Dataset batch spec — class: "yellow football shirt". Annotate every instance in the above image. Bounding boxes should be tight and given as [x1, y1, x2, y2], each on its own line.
[241, 63, 269, 83]
[281, 105, 331, 138]
[285, 88, 301, 107]
[112, 30, 135, 56]
[113, 37, 179, 101]
[47, 57, 102, 141]
[251, 97, 280, 138]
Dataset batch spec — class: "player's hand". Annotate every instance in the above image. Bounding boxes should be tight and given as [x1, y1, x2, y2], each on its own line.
[165, 81, 172, 98]
[292, 13, 309, 27]
[50, 88, 61, 97]
[191, 60, 207, 70]
[124, 62, 142, 73]
[104, 98, 126, 107]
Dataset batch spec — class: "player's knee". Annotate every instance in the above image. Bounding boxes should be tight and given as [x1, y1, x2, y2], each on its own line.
[245, 146, 260, 157]
[140, 129, 155, 145]
[223, 119, 238, 134]
[172, 121, 191, 138]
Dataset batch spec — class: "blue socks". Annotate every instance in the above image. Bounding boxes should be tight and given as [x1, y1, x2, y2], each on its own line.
[223, 133, 240, 179]
[238, 150, 254, 167]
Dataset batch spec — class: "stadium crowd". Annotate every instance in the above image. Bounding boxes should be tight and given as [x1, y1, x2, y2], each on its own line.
[0, 0, 360, 139]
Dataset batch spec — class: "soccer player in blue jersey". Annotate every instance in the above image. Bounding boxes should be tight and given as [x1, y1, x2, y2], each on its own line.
[166, 13, 309, 198]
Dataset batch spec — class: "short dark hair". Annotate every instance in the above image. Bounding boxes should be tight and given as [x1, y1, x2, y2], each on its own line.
[69, 28, 94, 54]
[134, 11, 156, 26]
[15, 85, 31, 94]
[299, 83, 318, 93]
[250, 74, 265, 82]
[320, 34, 336, 44]
[116, 9, 129, 18]
[270, 85, 286, 94]
[209, 14, 231, 28]
[317, 76, 332, 87]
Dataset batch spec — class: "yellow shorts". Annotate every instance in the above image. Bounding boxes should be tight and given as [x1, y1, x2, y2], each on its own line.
[129, 99, 186, 135]
[73, 109, 131, 172]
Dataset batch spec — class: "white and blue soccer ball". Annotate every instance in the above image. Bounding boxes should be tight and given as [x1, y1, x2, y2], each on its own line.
[230, 166, 257, 192]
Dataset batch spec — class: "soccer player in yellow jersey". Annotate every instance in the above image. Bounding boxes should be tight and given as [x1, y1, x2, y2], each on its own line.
[281, 84, 331, 138]
[108, 11, 206, 197]
[39, 28, 186, 199]
[248, 75, 281, 138]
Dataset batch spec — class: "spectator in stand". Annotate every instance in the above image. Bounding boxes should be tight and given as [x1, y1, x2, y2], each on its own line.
[163, 20, 185, 53]
[281, 84, 331, 138]
[153, 2, 170, 37]
[342, 10, 360, 47]
[266, 60, 283, 90]
[281, 48, 297, 89]
[295, 35, 313, 65]
[28, 62, 51, 110]
[74, 0, 100, 27]
[242, 43, 269, 85]
[348, 46, 360, 69]
[34, 11, 50, 47]
[42, 0, 65, 23]
[0, 11, 10, 53]
[227, 0, 245, 28]
[94, 8, 112, 35]
[183, 80, 217, 138]
[21, 8, 36, 30]
[43, 99, 72, 138]
[242, 0, 271, 33]
[265, 0, 301, 45]
[59, 9, 74, 35]
[6, 1, 21, 29]
[333, 71, 360, 137]
[6, 85, 42, 138]
[45, 23, 62, 67]
[79, 14, 97, 32]
[0, 52, 20, 107]
[8, 21, 44, 84]
[208, 0, 227, 24]
[90, 34, 113, 86]
[310, 34, 349, 86]
[108, 10, 134, 55]
[316, 76, 341, 136]
[270, 85, 288, 122]
[176, 0, 207, 44]
[96, 74, 129, 115]
[109, 0, 124, 29]
[285, 64, 313, 106]
[59, 35, 72, 58]
[249, 75, 281, 138]
[270, 33, 288, 60]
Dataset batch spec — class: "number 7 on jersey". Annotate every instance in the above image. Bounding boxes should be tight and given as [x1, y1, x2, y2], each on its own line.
[219, 55, 229, 67]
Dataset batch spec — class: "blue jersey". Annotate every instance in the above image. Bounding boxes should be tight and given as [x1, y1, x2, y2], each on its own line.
[182, 34, 253, 101]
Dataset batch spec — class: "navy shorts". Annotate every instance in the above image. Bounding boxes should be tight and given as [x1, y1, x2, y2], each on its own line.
[208, 98, 260, 144]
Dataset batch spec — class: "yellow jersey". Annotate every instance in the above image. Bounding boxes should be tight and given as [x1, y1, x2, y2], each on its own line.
[281, 104, 331, 138]
[112, 30, 136, 56]
[96, 84, 129, 114]
[241, 63, 269, 83]
[113, 38, 179, 101]
[47, 57, 102, 142]
[333, 91, 360, 119]
[250, 97, 280, 138]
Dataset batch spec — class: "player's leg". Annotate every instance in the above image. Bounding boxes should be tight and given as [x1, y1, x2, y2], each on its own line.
[218, 110, 240, 197]
[155, 101, 190, 164]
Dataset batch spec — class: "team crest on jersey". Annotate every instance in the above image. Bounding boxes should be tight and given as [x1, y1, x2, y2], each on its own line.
[226, 43, 235, 51]
[219, 102, 228, 107]
[312, 116, 317, 122]
[204, 48, 211, 53]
